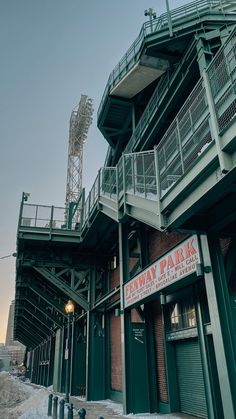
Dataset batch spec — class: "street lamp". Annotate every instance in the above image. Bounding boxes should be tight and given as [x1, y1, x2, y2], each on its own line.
[65, 300, 75, 403]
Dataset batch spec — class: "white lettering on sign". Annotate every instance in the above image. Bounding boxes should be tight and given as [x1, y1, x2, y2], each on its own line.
[124, 235, 200, 308]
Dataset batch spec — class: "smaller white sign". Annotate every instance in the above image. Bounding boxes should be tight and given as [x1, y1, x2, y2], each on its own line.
[64, 348, 69, 360]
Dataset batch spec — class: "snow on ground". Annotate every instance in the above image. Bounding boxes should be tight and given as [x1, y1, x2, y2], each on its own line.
[0, 372, 49, 419]
[0, 371, 193, 419]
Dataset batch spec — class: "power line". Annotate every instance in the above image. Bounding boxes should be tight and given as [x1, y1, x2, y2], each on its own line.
[0, 253, 16, 260]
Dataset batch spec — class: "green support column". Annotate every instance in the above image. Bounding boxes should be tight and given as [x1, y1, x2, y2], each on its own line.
[47, 336, 54, 387]
[203, 70, 232, 173]
[194, 283, 215, 419]
[69, 315, 75, 396]
[86, 267, 106, 401]
[200, 234, 236, 419]
[31, 348, 37, 383]
[139, 223, 158, 413]
[53, 328, 64, 393]
[196, 36, 213, 74]
[118, 223, 129, 414]
[38, 344, 43, 385]
[161, 301, 178, 413]
[86, 266, 95, 400]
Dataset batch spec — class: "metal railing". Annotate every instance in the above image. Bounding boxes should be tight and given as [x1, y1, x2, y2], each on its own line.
[19, 27, 236, 234]
[124, 151, 157, 199]
[208, 32, 236, 133]
[98, 0, 229, 120]
[100, 167, 117, 200]
[157, 78, 212, 196]
[20, 204, 68, 230]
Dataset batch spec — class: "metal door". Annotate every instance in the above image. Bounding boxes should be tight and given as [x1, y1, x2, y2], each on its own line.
[175, 339, 208, 418]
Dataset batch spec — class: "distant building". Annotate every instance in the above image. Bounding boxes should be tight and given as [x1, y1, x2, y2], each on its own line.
[5, 301, 25, 366]
[0, 346, 10, 371]
[5, 300, 24, 347]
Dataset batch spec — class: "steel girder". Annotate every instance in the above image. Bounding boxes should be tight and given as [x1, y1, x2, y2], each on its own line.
[33, 266, 89, 310]
[24, 297, 63, 328]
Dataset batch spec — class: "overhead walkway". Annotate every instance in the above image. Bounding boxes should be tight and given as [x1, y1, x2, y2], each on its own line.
[85, 26, 236, 233]
[98, 0, 236, 147]
[15, 23, 236, 351]
[19, 27, 236, 237]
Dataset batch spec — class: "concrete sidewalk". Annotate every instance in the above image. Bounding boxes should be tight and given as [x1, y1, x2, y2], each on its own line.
[70, 397, 201, 419]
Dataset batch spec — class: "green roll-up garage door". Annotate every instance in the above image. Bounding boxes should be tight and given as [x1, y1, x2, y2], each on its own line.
[175, 339, 208, 418]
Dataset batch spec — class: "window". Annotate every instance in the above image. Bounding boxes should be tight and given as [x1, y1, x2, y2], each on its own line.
[169, 300, 196, 332]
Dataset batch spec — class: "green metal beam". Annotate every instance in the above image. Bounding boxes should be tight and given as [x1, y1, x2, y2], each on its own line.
[15, 332, 37, 349]
[22, 307, 54, 333]
[24, 297, 63, 328]
[200, 234, 236, 419]
[16, 325, 42, 347]
[225, 237, 236, 283]
[33, 267, 89, 311]
[20, 315, 49, 339]
[29, 282, 66, 317]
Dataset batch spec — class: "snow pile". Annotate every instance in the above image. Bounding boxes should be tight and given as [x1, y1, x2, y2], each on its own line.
[0, 372, 49, 419]
[18, 388, 49, 418]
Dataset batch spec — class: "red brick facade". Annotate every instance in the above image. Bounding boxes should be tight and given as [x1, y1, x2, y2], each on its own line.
[110, 312, 122, 391]
[148, 229, 186, 263]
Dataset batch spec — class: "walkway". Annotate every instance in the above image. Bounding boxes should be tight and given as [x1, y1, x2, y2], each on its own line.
[70, 397, 202, 419]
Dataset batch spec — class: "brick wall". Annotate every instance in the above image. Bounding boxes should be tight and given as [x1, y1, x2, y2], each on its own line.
[148, 229, 186, 263]
[110, 312, 122, 391]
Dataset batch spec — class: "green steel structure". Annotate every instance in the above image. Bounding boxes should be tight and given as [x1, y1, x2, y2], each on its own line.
[14, 1, 236, 418]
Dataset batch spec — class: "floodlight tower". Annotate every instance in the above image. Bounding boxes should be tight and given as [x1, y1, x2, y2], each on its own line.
[65, 95, 93, 223]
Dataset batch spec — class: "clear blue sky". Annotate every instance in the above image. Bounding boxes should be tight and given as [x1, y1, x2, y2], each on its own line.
[0, 0, 188, 342]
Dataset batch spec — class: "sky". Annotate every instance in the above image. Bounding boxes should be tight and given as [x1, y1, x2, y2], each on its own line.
[0, 0, 188, 343]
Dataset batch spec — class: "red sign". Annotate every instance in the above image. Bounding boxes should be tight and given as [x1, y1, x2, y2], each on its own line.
[124, 235, 200, 308]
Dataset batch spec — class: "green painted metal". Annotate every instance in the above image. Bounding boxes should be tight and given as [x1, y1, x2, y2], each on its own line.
[194, 283, 215, 418]
[66, 189, 85, 229]
[200, 234, 236, 419]
[18, 318, 46, 341]
[22, 306, 54, 331]
[145, 309, 159, 413]
[53, 328, 64, 393]
[224, 237, 236, 283]
[98, 0, 235, 122]
[29, 282, 66, 317]
[33, 267, 88, 310]
[71, 321, 86, 396]
[87, 311, 105, 401]
[24, 297, 63, 328]
[203, 70, 232, 173]
[175, 339, 208, 418]
[128, 322, 150, 413]
[205, 334, 224, 418]
[163, 315, 179, 412]
[47, 337, 54, 386]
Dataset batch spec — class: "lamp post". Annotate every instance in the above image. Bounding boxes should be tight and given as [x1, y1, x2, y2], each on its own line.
[64, 300, 75, 403]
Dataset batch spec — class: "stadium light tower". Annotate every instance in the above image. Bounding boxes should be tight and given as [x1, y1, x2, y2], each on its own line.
[65, 95, 93, 224]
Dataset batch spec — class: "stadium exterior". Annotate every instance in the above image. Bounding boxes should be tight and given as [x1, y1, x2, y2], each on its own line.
[14, 1, 236, 418]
